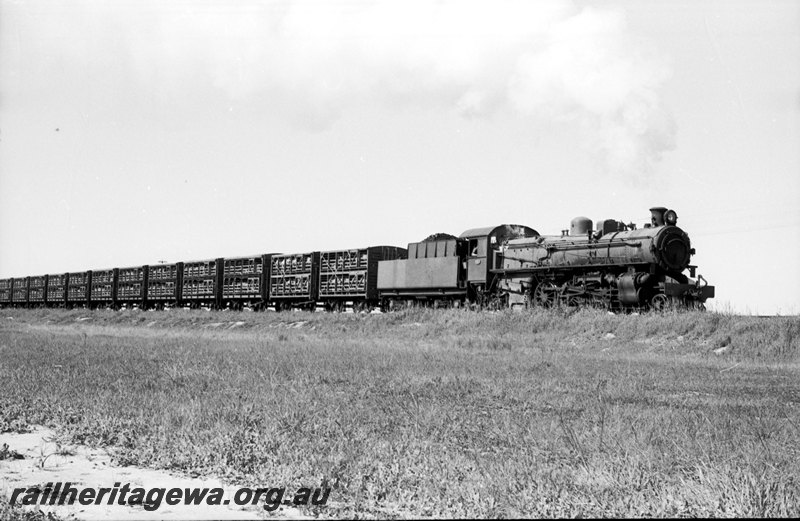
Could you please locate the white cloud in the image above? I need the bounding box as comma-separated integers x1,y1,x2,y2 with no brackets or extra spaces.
11,0,676,176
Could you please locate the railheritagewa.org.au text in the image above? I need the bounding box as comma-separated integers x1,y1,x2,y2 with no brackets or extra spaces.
10,482,330,512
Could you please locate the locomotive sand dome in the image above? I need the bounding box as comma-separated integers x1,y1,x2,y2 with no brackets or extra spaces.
0,206,713,311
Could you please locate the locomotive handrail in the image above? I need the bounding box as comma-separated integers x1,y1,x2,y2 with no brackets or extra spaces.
606,231,621,262
545,240,642,252
500,253,640,265
492,255,647,273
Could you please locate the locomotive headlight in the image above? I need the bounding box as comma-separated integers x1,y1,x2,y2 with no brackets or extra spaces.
664,209,678,226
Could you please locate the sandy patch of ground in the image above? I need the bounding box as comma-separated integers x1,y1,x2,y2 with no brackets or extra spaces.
1,426,311,520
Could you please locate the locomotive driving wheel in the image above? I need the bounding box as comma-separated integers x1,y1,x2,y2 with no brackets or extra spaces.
532,283,559,308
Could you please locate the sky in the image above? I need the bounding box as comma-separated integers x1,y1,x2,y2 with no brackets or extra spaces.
1,0,798,315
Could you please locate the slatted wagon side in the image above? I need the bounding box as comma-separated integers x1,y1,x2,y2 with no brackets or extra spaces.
47,274,67,306
221,254,271,310
28,275,47,305
67,271,92,307
147,263,182,308
117,265,148,308
11,277,29,306
0,278,12,306
319,246,407,311
181,258,222,309
90,268,117,308
269,252,320,311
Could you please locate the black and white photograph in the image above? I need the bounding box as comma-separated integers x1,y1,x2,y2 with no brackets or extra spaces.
1,0,798,518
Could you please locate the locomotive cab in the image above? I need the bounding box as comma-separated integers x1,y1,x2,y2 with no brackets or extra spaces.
459,224,539,304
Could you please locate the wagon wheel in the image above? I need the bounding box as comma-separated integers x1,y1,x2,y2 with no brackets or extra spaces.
532,283,559,308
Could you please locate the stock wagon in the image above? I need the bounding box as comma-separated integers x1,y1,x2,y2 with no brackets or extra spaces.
319,246,406,311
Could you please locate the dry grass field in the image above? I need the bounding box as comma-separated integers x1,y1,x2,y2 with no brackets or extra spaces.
1,307,799,518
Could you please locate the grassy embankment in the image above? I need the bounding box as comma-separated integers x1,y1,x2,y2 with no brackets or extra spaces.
1,307,799,517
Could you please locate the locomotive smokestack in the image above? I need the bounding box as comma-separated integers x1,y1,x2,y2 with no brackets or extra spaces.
649,207,667,227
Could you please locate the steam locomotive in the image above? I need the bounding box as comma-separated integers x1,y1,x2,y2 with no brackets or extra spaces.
0,206,713,311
